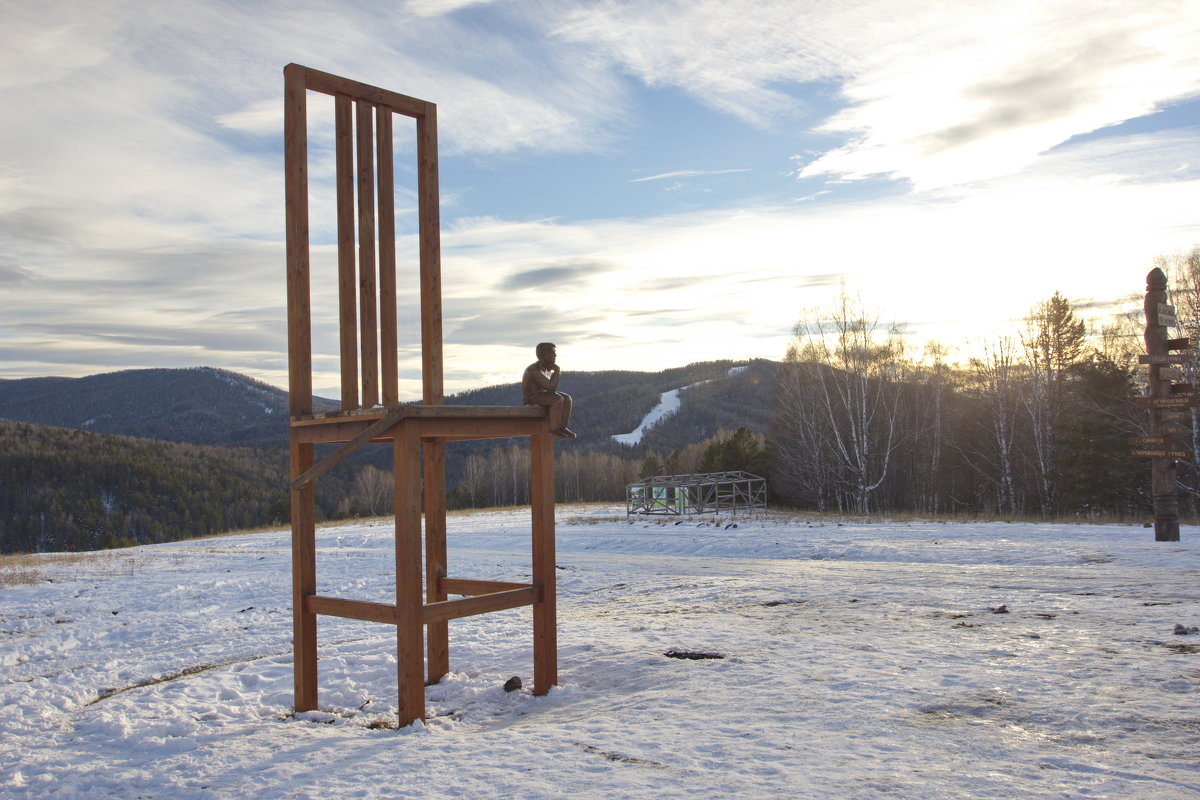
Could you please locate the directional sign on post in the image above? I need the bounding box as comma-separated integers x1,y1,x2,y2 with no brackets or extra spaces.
1129,436,1184,447
1139,353,1192,364
1141,268,1184,541
1131,448,1191,459
1136,395,1200,409
1159,303,1177,328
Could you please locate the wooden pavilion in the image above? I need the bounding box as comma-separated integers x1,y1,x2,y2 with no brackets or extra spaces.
283,64,557,727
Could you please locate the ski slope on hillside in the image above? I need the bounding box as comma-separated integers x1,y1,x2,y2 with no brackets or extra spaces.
2,508,1200,799
612,365,748,446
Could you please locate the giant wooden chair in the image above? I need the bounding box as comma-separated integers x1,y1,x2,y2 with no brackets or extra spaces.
283,64,556,726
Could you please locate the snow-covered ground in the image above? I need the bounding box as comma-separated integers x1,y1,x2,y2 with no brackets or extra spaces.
3,507,1200,799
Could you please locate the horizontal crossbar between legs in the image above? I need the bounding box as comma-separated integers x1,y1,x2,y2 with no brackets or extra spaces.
303,585,539,627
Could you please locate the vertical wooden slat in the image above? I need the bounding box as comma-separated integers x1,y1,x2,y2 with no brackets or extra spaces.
335,95,358,410
424,441,449,683
284,64,312,418
356,101,379,407
376,107,399,407
416,105,443,405
394,421,425,725
284,64,317,715
290,439,318,712
530,427,557,695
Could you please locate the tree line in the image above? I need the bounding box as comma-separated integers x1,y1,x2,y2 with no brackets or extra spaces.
767,250,1200,519
0,421,358,554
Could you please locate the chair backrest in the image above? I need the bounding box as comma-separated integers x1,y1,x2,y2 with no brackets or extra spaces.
283,64,444,416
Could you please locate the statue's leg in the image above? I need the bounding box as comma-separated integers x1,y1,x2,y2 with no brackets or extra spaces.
560,393,573,429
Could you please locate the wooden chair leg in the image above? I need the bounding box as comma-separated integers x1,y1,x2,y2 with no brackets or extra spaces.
530,430,557,694
291,439,318,713
394,424,425,725
424,441,450,684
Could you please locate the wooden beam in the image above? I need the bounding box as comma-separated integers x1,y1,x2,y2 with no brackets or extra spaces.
424,440,449,684
283,64,312,418
289,405,407,490
291,405,546,424
422,587,538,625
288,63,431,120
531,429,557,695
377,107,399,407
356,100,379,408
441,578,533,596
289,438,317,712
306,595,399,625
417,107,443,405
335,94,358,411
395,422,425,725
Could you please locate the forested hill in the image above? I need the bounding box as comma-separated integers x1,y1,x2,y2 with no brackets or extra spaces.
0,367,339,448
0,420,352,554
0,360,779,451
452,358,779,450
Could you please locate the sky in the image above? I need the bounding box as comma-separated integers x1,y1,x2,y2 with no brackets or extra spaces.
1,0,1199,398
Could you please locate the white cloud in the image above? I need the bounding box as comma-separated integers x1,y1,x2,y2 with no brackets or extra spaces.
405,0,500,17
631,169,751,183
556,0,1200,189
798,1,1200,188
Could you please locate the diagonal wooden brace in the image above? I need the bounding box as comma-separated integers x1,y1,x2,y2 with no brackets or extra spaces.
290,405,408,490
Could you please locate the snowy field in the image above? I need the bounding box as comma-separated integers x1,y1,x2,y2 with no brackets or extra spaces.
3,506,1200,799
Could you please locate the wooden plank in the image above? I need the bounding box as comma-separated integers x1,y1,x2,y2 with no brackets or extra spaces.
1136,395,1199,409
441,578,533,596
335,95,358,411
1128,436,1185,447
288,63,430,119
1166,338,1193,351
377,107,399,407
283,64,313,418
395,422,425,725
417,108,443,405
422,587,538,625
1171,383,1195,394
292,405,546,424
1140,353,1191,364
418,419,544,440
1132,448,1190,459
290,406,408,489
289,438,318,712
356,100,379,408
530,429,557,695
424,440,449,684
290,409,545,446
306,595,399,625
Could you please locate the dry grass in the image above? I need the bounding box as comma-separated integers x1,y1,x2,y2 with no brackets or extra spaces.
0,552,91,588
0,550,151,588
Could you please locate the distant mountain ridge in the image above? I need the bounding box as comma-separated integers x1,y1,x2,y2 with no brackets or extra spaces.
0,360,779,452
0,367,338,448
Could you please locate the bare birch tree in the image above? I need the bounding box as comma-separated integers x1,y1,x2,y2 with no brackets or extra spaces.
966,337,1023,514
773,297,910,513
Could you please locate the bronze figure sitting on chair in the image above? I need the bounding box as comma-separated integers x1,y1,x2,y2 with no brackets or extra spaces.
522,342,576,439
